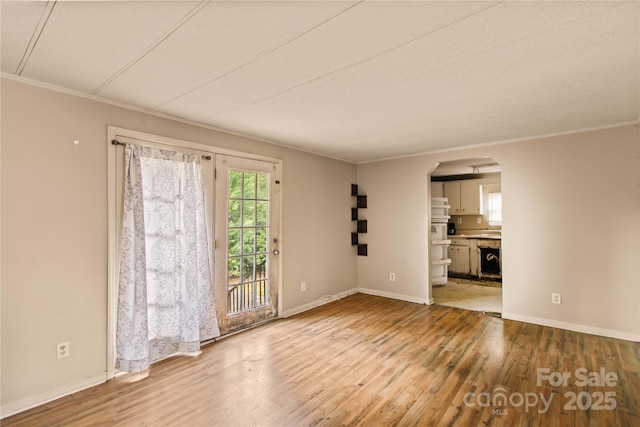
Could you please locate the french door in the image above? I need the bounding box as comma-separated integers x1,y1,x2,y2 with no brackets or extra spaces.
214,155,281,334
108,126,283,376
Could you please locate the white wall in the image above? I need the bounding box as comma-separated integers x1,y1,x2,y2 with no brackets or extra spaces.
357,125,640,340
1,78,357,413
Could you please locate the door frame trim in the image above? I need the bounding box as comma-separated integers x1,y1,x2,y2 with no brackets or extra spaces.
107,126,283,379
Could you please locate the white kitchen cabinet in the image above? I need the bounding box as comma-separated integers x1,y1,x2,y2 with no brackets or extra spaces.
448,240,470,275
444,180,482,215
443,181,461,213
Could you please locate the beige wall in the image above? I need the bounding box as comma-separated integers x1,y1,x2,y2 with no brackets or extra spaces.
1,78,357,411
358,125,640,338
3,77,639,415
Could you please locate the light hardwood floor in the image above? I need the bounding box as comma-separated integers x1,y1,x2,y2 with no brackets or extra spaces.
4,293,639,426
432,280,502,313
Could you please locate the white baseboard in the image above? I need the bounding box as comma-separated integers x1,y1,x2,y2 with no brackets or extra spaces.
283,290,638,344
280,288,359,318
280,288,431,319
356,287,431,305
1,372,106,419
502,312,640,343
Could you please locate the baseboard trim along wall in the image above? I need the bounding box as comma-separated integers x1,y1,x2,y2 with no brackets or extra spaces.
1,372,107,419
280,288,431,319
283,291,639,343
356,288,432,306
280,289,359,318
502,312,640,343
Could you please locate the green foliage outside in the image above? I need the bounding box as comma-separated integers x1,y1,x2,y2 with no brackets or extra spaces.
227,170,269,285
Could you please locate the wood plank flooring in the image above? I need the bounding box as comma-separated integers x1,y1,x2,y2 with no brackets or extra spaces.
4,293,639,426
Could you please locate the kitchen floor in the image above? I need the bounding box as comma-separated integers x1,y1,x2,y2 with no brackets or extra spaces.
432,278,502,314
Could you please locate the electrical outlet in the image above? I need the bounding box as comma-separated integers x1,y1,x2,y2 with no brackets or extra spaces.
389,273,396,282
552,293,562,305
476,217,482,224
457,218,462,224
57,342,70,359
300,281,306,292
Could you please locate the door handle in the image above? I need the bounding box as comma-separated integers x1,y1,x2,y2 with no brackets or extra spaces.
273,249,280,256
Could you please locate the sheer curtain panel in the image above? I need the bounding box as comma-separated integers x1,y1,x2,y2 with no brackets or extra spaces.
116,144,219,373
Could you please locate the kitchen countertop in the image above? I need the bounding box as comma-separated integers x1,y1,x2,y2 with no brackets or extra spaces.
449,234,501,240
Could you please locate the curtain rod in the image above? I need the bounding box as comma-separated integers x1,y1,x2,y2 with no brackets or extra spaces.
111,139,212,160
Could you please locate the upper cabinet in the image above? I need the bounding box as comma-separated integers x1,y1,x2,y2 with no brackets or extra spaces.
443,181,461,213
444,180,482,215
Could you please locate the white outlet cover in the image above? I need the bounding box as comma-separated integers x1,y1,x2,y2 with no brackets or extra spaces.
57,342,70,359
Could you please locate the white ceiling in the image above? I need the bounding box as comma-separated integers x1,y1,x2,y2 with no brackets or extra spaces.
2,1,639,163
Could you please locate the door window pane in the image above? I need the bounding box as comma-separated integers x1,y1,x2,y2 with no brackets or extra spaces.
255,228,267,253
243,173,256,199
243,228,255,254
242,256,255,282
257,174,268,199
256,201,267,226
229,200,241,227
256,254,267,280
228,257,240,284
243,201,255,226
228,228,241,256
229,171,243,199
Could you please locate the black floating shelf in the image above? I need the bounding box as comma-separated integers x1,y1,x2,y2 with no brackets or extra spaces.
351,232,359,246
351,183,367,256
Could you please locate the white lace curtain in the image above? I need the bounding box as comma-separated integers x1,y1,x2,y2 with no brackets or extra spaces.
116,144,220,373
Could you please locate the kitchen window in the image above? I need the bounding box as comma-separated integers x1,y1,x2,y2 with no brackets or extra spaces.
488,192,502,226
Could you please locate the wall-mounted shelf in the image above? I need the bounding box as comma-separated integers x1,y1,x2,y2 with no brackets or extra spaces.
351,184,367,256
357,244,368,256
351,233,368,256
431,197,451,284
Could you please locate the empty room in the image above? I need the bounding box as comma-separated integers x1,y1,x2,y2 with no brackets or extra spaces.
1,1,639,426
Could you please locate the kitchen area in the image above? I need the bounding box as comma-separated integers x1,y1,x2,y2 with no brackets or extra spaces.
430,157,502,314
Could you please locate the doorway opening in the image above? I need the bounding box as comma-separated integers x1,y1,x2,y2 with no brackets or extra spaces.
429,157,502,315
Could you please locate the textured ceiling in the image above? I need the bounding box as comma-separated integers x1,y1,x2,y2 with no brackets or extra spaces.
2,1,639,163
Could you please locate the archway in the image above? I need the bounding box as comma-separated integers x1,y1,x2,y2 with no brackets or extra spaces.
429,157,502,315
